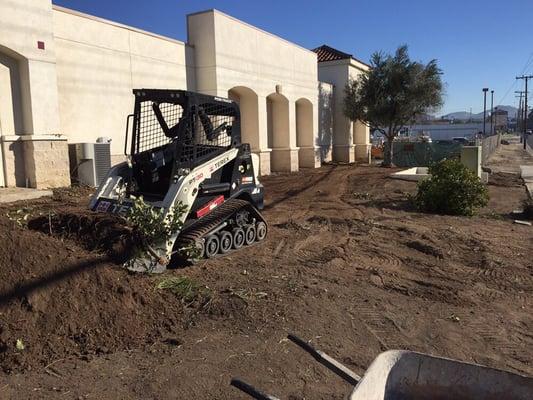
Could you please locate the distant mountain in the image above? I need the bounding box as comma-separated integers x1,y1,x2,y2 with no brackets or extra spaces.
441,105,518,120
442,111,475,120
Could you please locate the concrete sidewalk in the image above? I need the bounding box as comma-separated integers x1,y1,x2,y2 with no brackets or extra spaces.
0,188,53,204
484,138,533,198
520,165,533,199
485,138,533,174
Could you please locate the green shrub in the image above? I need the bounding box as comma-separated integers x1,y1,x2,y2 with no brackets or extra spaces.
414,159,489,216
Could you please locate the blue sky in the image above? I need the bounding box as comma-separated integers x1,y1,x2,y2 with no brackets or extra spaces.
53,0,533,115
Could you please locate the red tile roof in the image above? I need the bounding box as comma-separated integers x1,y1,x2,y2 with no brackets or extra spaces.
312,45,351,62
312,44,370,67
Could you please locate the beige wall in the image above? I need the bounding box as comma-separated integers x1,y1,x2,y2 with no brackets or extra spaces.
317,61,352,162
0,0,66,188
1,3,329,187
347,60,370,161
0,0,61,136
52,6,195,157
318,81,334,162
188,10,320,173
317,59,369,163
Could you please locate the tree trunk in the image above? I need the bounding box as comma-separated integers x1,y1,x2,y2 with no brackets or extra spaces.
383,136,395,167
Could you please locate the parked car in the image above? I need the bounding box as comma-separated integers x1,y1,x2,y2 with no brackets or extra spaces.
452,137,469,145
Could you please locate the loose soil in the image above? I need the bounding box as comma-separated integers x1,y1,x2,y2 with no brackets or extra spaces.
0,145,532,399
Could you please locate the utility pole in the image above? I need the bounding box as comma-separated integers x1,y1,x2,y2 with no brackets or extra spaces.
482,88,489,136
516,75,533,149
490,90,494,135
515,91,525,135
516,97,521,134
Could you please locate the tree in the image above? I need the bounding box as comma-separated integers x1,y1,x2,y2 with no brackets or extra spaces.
343,45,444,166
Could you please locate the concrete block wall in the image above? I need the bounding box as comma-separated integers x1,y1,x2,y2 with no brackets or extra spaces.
1,136,69,189
23,138,70,188
1,138,26,187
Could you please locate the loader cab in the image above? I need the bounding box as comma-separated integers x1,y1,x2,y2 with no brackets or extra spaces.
127,89,241,200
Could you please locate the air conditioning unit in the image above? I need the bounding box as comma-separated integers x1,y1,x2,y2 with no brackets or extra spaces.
68,138,111,187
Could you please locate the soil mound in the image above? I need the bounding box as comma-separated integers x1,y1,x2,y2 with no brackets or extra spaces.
1,218,155,372
0,216,220,373
28,211,137,262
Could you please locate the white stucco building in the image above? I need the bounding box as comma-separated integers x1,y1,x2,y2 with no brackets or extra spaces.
0,1,369,188
313,45,371,163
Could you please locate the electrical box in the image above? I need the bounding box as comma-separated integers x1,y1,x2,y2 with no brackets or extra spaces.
68,139,111,187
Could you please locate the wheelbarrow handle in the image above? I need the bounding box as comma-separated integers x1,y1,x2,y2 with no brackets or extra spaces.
288,333,361,386
230,378,281,400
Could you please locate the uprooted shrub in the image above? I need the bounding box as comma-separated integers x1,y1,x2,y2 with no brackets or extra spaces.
156,276,211,305
124,196,188,269
413,159,489,216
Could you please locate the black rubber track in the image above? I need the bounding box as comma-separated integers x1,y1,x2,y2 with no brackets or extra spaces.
174,198,267,257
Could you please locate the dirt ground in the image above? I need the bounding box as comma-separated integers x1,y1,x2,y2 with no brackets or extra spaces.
0,143,532,399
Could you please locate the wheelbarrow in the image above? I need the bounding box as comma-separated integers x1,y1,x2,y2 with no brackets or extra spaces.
231,334,533,400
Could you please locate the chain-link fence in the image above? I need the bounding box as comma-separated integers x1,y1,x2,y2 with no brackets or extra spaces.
385,142,462,167
385,134,501,167
478,133,501,164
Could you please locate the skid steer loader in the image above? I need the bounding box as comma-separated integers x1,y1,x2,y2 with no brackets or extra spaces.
89,89,267,272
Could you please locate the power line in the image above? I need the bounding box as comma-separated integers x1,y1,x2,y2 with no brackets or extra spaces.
497,53,533,105
521,52,533,74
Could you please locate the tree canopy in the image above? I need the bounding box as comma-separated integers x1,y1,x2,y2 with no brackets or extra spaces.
344,45,444,153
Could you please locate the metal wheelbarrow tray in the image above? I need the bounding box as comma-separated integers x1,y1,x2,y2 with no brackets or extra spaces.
231,334,533,400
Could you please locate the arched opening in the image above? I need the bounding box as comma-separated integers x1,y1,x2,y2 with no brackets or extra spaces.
0,45,28,187
296,98,313,147
266,93,289,148
228,86,259,150
296,98,316,168
0,48,24,136
266,92,296,171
